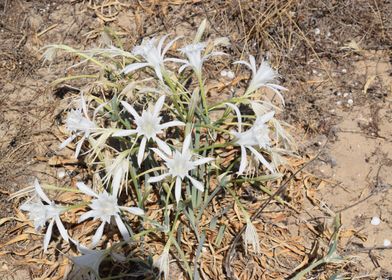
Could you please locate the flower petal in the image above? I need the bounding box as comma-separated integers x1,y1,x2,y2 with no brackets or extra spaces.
43,218,55,252
247,146,275,173
34,179,51,205
74,136,85,159
78,210,96,223
120,101,140,120
187,176,204,192
91,222,105,248
225,103,243,132
59,134,76,149
153,95,165,118
112,129,137,137
159,120,185,130
148,173,169,183
162,36,182,56
55,215,69,242
120,206,144,216
257,111,275,124
175,177,182,204
155,138,172,155
114,215,130,241
182,133,192,153
151,148,170,162
193,157,214,166
238,146,248,175
122,62,150,74
137,137,147,167
76,182,98,198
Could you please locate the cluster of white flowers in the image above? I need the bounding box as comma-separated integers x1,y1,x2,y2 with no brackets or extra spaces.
18,24,292,280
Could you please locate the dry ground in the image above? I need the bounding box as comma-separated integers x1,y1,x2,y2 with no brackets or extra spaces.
0,0,391,279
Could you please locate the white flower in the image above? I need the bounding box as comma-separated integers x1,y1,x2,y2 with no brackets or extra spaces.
113,95,184,167
172,42,225,78
59,94,97,158
20,179,69,252
244,219,261,255
122,35,180,82
76,182,144,247
234,55,287,105
154,249,170,280
70,242,107,280
104,154,129,196
226,103,275,175
148,133,214,203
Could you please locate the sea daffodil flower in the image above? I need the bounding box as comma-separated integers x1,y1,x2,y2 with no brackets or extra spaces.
59,94,97,158
171,42,225,79
20,179,69,252
226,103,275,175
76,182,144,247
122,35,181,82
113,95,184,167
234,55,287,104
148,133,214,203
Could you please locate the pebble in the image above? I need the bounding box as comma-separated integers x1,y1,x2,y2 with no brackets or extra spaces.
220,70,227,77
347,99,353,105
384,239,391,247
371,216,381,226
227,71,235,80
314,28,321,35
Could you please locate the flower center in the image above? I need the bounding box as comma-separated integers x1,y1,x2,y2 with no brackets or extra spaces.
166,151,194,179
138,112,161,139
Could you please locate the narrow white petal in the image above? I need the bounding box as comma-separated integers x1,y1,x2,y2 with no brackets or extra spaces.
162,36,182,56
59,135,76,149
74,136,84,159
257,111,275,124
238,146,248,175
249,55,257,73
187,176,204,192
76,182,98,197
120,206,144,216
193,157,214,166
114,215,130,241
55,215,69,242
151,148,170,162
232,60,252,70
182,133,192,153
120,101,140,120
165,58,188,64
175,177,182,204
179,63,190,73
122,62,150,74
225,103,243,132
247,146,275,173
153,95,166,117
266,84,285,106
157,35,169,55
148,173,169,183
34,179,51,205
159,120,185,130
78,210,96,223
112,129,137,137
154,66,164,82
112,166,123,197
91,222,105,248
155,138,172,155
137,137,147,167
43,218,55,252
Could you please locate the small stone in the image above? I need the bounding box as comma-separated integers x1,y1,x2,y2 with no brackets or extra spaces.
314,28,321,35
336,101,342,106
383,239,391,247
58,170,66,179
347,99,353,105
227,71,235,80
220,70,227,77
343,93,349,98
371,216,381,226
342,69,347,74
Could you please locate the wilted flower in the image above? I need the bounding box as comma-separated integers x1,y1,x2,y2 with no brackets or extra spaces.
226,103,275,175
76,182,144,247
70,241,107,280
172,42,225,79
104,154,130,196
244,219,261,255
113,95,184,167
20,179,69,252
123,35,180,82
154,248,170,280
148,133,214,203
59,94,97,158
234,55,287,104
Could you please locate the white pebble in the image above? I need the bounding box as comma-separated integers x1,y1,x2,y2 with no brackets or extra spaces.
343,93,349,98
227,71,235,80
342,69,347,74
371,216,381,226
347,99,353,105
314,28,321,35
336,101,342,106
220,70,227,77
57,170,66,179
384,239,391,247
